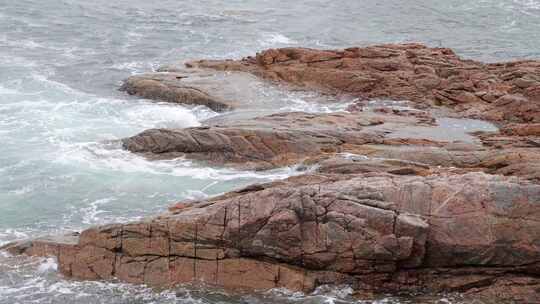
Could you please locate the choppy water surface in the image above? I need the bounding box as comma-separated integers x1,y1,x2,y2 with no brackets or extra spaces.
1,0,539,303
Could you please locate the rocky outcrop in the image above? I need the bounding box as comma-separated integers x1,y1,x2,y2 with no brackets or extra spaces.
121,109,540,181
120,70,234,112
3,44,540,303
119,67,277,112
121,111,402,170
189,43,540,123
3,172,539,302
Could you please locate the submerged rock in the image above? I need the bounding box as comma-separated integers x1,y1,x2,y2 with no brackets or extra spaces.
3,172,539,302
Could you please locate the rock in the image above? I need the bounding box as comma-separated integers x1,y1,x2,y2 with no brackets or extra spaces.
502,123,540,136
344,143,540,182
482,94,539,122
311,154,431,176
120,70,236,112
121,111,432,170
189,44,540,123
3,172,539,300
120,67,283,112
120,106,540,181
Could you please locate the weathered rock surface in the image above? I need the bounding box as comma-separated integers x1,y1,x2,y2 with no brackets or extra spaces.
4,44,540,303
121,111,403,170
121,108,540,182
342,144,540,182
118,44,540,183
3,172,539,302
189,43,540,123
120,70,235,112
120,67,282,112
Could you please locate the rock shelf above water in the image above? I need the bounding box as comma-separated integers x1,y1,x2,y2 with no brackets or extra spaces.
189,43,540,123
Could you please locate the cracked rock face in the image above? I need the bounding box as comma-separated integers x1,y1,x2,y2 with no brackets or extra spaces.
2,172,539,302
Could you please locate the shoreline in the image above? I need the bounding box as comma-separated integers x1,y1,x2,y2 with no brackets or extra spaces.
2,43,539,303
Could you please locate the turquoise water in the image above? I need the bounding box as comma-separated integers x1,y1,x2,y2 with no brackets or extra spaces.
1,0,539,303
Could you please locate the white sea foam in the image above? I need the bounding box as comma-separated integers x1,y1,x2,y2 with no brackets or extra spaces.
182,189,211,201
47,282,74,294
109,61,147,73
280,97,353,113
29,73,84,96
259,33,298,47
0,229,30,246
80,198,115,225
123,102,206,129
55,141,307,181
37,258,58,273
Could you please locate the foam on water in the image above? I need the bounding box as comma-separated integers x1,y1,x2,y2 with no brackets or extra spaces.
0,253,472,304
259,33,299,47
37,258,58,273
55,141,306,181
79,198,115,225
281,97,354,113
0,230,30,247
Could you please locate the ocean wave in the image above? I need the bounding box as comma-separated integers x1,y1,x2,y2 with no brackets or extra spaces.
122,101,213,129
0,228,33,247
54,141,308,181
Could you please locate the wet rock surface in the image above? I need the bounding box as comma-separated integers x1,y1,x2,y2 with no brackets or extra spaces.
3,44,540,303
